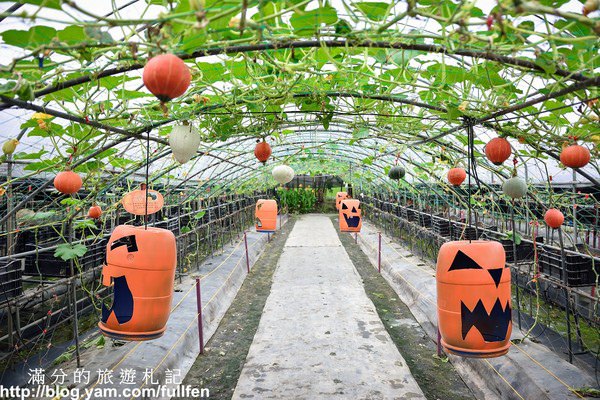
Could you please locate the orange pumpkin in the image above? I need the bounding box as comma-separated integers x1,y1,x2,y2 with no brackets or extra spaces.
437,240,511,358
544,208,564,229
447,168,466,186
142,54,191,102
485,137,512,165
255,199,277,232
98,225,177,341
122,185,164,216
88,205,102,219
335,191,348,211
339,199,362,232
254,140,272,164
54,170,82,194
560,144,590,168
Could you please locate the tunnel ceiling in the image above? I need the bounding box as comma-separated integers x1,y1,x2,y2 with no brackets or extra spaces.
0,0,599,197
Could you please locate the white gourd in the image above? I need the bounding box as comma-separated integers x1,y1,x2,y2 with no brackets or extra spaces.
169,125,201,164
502,177,527,199
272,165,295,184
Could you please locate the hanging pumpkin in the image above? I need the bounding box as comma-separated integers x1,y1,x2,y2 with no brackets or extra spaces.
142,54,191,102
447,168,466,186
98,225,177,341
560,144,590,168
254,139,272,164
544,208,564,229
122,184,164,216
388,166,405,180
88,205,102,219
255,199,277,232
502,177,527,199
54,169,82,194
272,165,294,184
2,139,18,155
437,240,511,358
169,124,201,164
485,137,512,165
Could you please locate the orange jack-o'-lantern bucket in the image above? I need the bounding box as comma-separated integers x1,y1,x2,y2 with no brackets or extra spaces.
98,225,177,341
335,192,348,211
436,240,511,358
339,199,362,232
255,199,277,232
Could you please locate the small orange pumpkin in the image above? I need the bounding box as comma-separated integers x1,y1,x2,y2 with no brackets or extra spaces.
485,137,512,165
88,205,102,219
544,208,564,229
142,54,191,102
254,140,272,164
54,170,82,194
560,144,590,168
447,168,466,186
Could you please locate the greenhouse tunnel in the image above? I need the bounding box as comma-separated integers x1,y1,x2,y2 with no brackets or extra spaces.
0,0,599,399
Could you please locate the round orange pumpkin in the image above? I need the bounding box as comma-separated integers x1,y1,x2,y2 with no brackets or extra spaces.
88,205,102,219
143,54,191,102
53,170,82,194
485,137,512,165
544,208,564,229
447,168,467,186
254,140,272,164
560,144,590,168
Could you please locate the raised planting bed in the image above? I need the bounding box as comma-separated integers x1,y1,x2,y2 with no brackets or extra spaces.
538,245,596,287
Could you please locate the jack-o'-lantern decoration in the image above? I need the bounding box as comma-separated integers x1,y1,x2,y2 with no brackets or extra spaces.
485,137,512,165
255,199,277,232
447,168,466,186
335,191,348,211
122,184,164,216
437,240,511,358
98,225,177,341
339,199,362,232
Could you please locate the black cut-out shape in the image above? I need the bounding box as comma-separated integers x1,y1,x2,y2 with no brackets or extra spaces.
351,206,357,213
343,213,361,228
110,235,138,253
341,203,348,210
102,276,134,325
461,299,511,342
448,250,483,271
488,268,503,288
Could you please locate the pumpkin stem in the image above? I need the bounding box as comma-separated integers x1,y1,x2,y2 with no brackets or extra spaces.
160,102,169,117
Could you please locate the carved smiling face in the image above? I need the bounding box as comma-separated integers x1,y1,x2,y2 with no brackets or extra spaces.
339,199,362,232
436,240,512,358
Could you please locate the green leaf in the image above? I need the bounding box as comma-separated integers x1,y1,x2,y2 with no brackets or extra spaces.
1,26,57,49
0,0,62,9
54,243,88,261
290,6,338,36
194,211,206,219
354,2,391,21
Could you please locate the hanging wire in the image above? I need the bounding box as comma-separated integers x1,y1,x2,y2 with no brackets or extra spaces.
144,128,151,229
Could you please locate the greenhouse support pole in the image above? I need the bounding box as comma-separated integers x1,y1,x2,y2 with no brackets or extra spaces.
378,232,381,274
557,227,573,363
196,278,204,354
67,217,81,367
6,155,14,255
244,232,250,274
572,170,578,247
510,204,522,331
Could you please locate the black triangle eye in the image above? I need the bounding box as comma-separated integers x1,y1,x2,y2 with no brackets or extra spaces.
448,250,483,271
342,203,348,210
351,207,357,212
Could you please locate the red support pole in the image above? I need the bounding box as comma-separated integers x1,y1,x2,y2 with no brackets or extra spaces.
244,231,250,274
355,232,357,244
437,327,442,357
196,278,204,354
378,232,382,273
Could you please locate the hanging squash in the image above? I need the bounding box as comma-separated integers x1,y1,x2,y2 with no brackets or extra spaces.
502,177,527,199
88,205,102,219
388,166,405,180
339,199,362,232
254,139,272,164
485,137,511,165
98,225,177,341
272,165,294,184
560,144,590,168
437,240,511,358
169,124,201,164
54,169,82,194
447,168,466,186
544,208,564,229
255,199,277,232
335,191,348,211
2,139,18,155
122,184,164,216
142,54,191,102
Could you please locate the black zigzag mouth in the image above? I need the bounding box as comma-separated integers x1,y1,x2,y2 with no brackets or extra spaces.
461,299,511,342
343,215,361,228
102,276,134,325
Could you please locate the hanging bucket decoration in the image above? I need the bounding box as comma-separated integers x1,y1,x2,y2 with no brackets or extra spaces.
339,199,362,232
335,192,348,211
122,184,164,216
54,169,83,194
142,54,191,102
88,205,102,219
388,166,405,180
272,165,295,185
169,124,201,164
98,225,177,341
544,208,564,229
254,139,272,164
437,240,511,358
485,137,512,165
255,199,277,232
447,168,466,186
560,143,590,169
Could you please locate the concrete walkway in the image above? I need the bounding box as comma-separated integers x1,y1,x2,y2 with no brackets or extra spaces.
232,214,425,399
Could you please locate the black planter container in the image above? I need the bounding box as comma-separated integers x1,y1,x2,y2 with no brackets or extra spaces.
0,258,23,301
538,245,595,287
